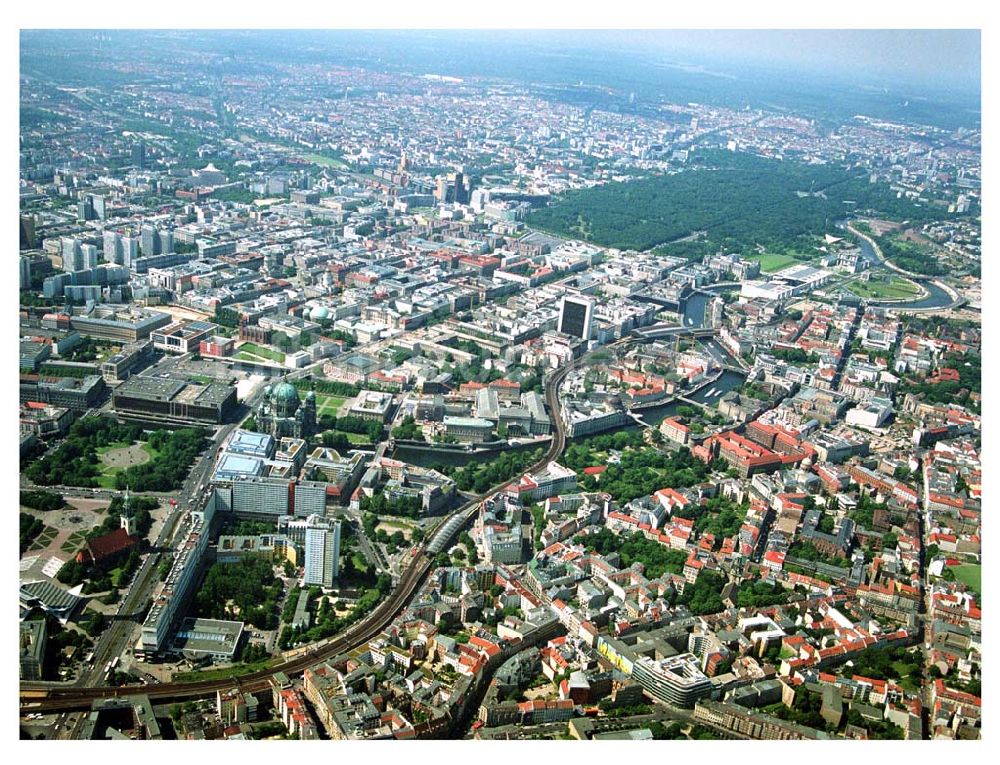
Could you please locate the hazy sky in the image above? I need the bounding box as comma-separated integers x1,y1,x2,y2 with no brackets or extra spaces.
558,30,981,95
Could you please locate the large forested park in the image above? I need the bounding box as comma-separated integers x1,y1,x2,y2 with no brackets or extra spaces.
528,149,975,258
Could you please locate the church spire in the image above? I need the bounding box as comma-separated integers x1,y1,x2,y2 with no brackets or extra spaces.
120,485,135,535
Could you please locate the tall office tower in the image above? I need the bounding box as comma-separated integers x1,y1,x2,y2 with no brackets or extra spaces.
81,244,99,270
19,256,31,290
706,297,725,329
558,295,596,340
121,236,139,269
470,188,489,212
78,196,95,221
103,231,123,264
303,515,341,588
61,237,84,272
159,229,174,255
92,194,107,221
454,171,471,205
20,215,37,249
434,175,449,203
434,171,471,205
132,141,146,170
140,224,159,256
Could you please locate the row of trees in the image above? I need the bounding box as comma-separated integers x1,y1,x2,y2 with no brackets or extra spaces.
291,378,359,397
319,430,357,451
360,492,423,519
20,513,44,554
318,414,383,442
31,361,97,378
19,490,65,512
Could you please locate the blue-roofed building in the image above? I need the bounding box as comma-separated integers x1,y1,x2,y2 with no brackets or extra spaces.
226,429,276,459
213,453,266,483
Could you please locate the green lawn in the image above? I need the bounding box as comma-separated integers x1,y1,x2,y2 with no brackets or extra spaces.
375,518,417,541
299,152,347,169
239,342,286,362
61,531,87,555
28,527,57,551
94,346,121,364
752,252,801,273
350,552,370,575
315,394,347,418
94,440,159,487
952,564,981,595
95,441,132,456
846,275,922,300
172,658,275,684
893,665,922,694
332,430,371,445
375,518,417,530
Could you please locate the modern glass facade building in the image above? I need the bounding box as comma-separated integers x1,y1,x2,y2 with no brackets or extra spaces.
630,653,713,707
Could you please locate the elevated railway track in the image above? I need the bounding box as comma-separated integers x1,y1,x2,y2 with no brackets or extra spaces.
20,327,702,714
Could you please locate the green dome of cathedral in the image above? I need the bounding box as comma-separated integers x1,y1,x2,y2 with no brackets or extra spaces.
271,381,299,403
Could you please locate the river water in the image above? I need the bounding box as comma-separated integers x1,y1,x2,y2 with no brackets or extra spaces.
853,236,954,310
391,439,546,469
393,284,750,466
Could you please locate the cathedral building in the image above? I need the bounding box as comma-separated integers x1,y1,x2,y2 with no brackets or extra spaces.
255,379,317,439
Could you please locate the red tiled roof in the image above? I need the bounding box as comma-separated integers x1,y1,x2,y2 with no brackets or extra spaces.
86,527,140,562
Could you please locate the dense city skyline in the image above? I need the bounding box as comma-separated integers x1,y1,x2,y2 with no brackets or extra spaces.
17,27,983,745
